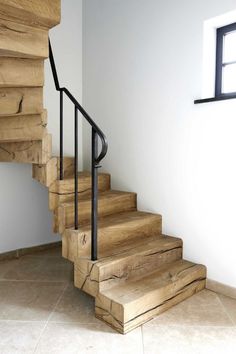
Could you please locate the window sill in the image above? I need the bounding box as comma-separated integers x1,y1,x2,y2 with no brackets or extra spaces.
194,94,236,104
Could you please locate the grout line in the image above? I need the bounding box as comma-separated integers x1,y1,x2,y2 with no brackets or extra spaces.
143,323,236,329
216,293,236,326
33,282,69,353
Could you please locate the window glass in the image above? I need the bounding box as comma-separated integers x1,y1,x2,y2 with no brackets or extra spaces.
223,31,236,63
222,63,236,93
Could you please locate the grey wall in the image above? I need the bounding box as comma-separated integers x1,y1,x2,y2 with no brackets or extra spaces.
83,0,236,287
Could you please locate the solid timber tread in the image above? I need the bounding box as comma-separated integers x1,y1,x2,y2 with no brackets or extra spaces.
0,133,51,164
74,235,183,296
32,157,74,188
95,260,206,334
0,0,61,29
56,190,137,234
0,19,49,58
0,87,43,116
62,211,162,261
0,111,47,143
49,171,111,210
0,58,44,87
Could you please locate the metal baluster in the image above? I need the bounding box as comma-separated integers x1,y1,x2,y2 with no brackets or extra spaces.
74,106,79,230
60,90,64,180
91,128,98,261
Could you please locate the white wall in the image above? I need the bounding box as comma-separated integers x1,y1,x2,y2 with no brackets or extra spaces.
83,0,236,287
0,0,83,253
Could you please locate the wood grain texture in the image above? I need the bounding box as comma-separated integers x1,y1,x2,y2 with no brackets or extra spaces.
0,110,47,142
75,235,182,297
95,260,206,334
0,58,44,87
32,157,74,188
49,172,110,210
0,19,48,58
55,190,137,234
0,87,43,116
0,133,51,164
0,0,61,29
62,211,162,261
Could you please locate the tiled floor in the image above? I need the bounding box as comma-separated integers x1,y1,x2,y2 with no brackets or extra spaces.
0,247,236,353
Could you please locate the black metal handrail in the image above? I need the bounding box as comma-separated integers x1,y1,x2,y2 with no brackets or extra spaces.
49,40,108,261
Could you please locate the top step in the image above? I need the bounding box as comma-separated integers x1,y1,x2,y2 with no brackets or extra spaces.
0,0,61,29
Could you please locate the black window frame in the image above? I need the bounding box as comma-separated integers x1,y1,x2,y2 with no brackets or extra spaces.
215,22,236,97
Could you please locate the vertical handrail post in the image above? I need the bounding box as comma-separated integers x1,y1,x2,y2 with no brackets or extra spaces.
74,106,79,230
91,128,98,261
60,90,64,180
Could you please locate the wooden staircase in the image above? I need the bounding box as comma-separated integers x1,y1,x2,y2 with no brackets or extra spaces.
0,0,206,334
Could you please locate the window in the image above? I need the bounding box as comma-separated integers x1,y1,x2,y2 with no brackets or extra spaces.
215,22,236,97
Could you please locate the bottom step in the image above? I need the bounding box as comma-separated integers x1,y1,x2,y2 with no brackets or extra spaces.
95,260,206,334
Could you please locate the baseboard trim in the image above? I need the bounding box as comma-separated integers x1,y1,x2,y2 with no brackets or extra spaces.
0,241,62,262
206,279,236,300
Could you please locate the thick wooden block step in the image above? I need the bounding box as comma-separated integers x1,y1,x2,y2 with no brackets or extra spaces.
0,19,48,58
62,211,162,261
49,171,110,210
0,133,51,164
75,235,182,297
0,87,43,116
32,157,74,187
55,190,137,234
95,260,206,334
0,0,61,29
0,58,44,87
0,111,47,143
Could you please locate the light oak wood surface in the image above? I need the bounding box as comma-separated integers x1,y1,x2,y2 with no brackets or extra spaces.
95,260,206,333
49,172,110,210
0,0,61,29
0,58,44,87
0,111,47,142
62,211,162,261
32,157,74,188
0,133,51,164
0,19,48,58
75,235,182,297
0,87,43,116
55,190,137,233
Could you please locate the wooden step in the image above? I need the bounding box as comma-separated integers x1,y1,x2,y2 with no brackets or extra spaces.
0,0,60,29
62,211,162,261
0,58,44,87
0,111,47,143
0,133,51,164
95,260,206,334
32,157,74,187
0,87,43,116
55,190,137,234
75,235,183,297
49,172,111,210
0,19,48,58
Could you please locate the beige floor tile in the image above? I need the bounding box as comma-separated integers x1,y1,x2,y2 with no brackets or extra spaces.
30,246,62,258
35,322,143,354
142,325,236,354
145,290,233,327
0,260,18,279
0,321,45,354
0,281,65,321
3,255,73,282
50,284,99,324
218,294,236,325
